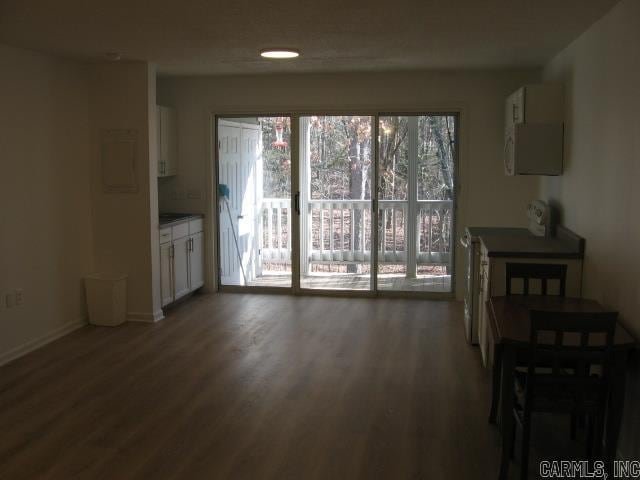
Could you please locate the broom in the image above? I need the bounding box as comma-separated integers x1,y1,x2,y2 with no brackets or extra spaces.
218,184,247,285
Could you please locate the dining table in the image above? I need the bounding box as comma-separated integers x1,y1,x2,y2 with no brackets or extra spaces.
486,295,636,478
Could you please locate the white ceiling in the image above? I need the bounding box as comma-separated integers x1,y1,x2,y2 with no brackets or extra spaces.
0,0,620,75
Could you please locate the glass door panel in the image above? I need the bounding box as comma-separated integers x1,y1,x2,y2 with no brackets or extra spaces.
377,115,456,292
217,116,292,288
299,115,373,290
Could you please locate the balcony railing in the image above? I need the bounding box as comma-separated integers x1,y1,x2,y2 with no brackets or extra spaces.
259,198,453,267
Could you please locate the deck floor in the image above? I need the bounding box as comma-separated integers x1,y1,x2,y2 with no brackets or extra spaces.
248,273,452,292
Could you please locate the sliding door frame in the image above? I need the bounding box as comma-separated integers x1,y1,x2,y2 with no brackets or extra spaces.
209,108,462,300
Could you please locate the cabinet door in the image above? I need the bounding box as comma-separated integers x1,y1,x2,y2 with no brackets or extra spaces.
160,242,173,306
161,106,178,176
173,236,190,300
504,89,524,138
189,232,204,291
156,106,164,177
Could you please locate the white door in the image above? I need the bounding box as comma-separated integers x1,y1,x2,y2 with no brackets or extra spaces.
173,236,190,299
218,123,259,285
241,127,260,280
160,242,173,306
189,232,204,290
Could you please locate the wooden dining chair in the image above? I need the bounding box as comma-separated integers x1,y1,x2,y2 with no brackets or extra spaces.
506,262,567,296
489,262,570,424
503,310,617,480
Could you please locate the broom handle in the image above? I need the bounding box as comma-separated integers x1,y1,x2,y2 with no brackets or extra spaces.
224,198,247,285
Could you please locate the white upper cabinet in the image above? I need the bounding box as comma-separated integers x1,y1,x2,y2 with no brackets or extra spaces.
504,84,564,176
157,105,178,177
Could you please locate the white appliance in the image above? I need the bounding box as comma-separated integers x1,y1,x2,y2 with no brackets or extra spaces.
461,228,481,345
461,200,556,345
504,84,564,176
461,225,522,345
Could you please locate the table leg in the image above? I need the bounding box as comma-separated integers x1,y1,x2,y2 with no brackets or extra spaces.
499,346,516,480
604,351,629,474
489,343,503,424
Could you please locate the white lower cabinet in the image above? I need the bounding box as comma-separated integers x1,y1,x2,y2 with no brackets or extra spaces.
160,217,204,308
189,231,204,290
160,242,174,307
173,236,191,300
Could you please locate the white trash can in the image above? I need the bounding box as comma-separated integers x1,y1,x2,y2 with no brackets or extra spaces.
84,273,127,326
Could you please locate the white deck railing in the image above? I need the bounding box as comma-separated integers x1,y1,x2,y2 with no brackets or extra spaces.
259,198,453,266
260,198,291,262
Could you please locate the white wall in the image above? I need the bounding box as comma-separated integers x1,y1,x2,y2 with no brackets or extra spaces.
540,0,640,458
0,45,92,363
157,70,540,296
89,62,162,322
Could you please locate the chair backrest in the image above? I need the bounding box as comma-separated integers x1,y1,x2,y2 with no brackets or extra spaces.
506,262,567,296
525,310,617,408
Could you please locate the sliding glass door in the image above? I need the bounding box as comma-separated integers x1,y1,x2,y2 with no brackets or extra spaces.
216,112,456,294
377,115,456,292
217,116,292,288
298,115,373,291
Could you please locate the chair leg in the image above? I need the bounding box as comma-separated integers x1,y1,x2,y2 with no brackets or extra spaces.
510,417,517,459
586,414,595,460
499,414,515,480
594,409,606,458
489,346,502,424
520,410,532,480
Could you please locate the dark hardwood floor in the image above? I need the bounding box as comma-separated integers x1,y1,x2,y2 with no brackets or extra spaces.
0,293,580,479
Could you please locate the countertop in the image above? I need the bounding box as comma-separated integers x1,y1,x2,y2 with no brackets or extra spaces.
159,213,203,228
467,226,584,259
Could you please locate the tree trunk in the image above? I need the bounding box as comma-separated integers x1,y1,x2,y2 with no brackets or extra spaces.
428,116,453,199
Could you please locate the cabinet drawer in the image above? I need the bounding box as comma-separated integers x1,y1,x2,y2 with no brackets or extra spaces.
160,227,172,244
189,217,203,234
172,222,189,240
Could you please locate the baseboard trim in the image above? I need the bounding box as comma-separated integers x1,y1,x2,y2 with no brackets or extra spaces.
0,317,87,367
127,310,164,323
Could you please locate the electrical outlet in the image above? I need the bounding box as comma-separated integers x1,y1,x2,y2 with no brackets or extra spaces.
5,293,15,308
15,289,23,306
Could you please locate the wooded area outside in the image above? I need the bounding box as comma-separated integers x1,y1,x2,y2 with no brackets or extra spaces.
260,115,456,203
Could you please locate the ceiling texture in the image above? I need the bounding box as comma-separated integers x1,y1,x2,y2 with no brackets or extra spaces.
0,0,620,75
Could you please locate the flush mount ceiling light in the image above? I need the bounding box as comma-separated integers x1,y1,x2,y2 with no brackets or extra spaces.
260,48,300,59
